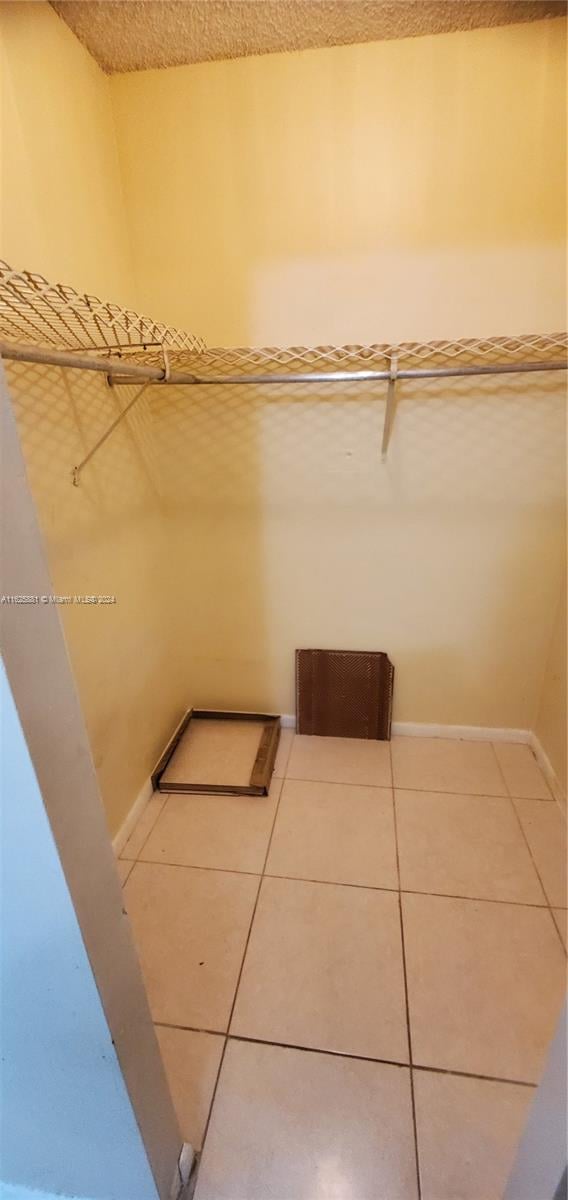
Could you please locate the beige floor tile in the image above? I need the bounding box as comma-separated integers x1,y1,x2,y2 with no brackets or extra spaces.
124,863,258,1030
513,799,567,907
493,742,551,800
273,727,294,777
116,858,134,885
391,737,507,796
287,734,392,787
120,794,166,860
402,892,565,1082
139,779,281,874
396,790,545,904
155,1026,224,1150
231,876,408,1061
414,1070,533,1200
195,1040,418,1200
266,779,398,888
552,908,567,950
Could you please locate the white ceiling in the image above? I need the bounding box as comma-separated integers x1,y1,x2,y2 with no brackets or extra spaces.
51,0,566,74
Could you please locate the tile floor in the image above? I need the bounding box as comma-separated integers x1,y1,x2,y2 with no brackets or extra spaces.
119,733,567,1200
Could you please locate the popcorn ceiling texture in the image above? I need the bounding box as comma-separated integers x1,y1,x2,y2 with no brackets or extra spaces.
50,0,566,74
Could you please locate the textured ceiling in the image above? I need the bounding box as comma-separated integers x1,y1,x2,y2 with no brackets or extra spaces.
51,1,566,74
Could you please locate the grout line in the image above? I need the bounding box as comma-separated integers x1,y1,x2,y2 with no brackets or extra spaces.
492,749,566,954
284,776,394,793
134,858,262,879
130,854,553,910
130,738,554,1183
392,783,556,804
196,1031,229,1176
198,770,286,1163
121,793,167,863
399,888,548,910
547,906,568,956
117,858,136,884
153,1022,538,1090
525,749,554,803
489,740,554,803
391,747,422,1200
489,741,512,799
493,748,557,909
122,761,557,868
269,772,556,802
155,1020,225,1037
117,738,556,860
410,1061,537,1089
529,734,567,811
229,1032,411,1070
265,871,399,893
512,817,556,911
550,909,568,956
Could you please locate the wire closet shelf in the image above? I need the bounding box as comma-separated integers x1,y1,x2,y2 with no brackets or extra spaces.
1,261,566,476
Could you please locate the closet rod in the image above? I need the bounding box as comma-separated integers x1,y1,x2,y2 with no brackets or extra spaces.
145,361,567,385
0,340,169,382
1,339,566,386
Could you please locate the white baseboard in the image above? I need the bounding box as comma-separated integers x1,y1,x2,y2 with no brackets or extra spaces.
111,720,565,858
529,731,567,809
391,721,531,744
112,774,153,856
281,714,530,744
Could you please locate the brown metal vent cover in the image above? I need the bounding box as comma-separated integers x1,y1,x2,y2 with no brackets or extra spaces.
296,649,394,740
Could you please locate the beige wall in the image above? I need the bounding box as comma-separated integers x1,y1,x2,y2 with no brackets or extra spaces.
149,370,565,728
111,19,566,346
3,358,190,837
0,2,136,304
1,9,566,831
0,4,186,836
111,20,567,730
535,574,567,799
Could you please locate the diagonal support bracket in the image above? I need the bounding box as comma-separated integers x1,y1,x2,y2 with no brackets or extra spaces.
71,381,149,486
381,352,398,461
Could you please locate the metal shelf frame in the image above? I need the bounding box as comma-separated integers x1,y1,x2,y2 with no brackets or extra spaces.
1,262,566,479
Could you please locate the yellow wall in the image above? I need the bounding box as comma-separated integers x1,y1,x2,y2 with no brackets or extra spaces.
535,574,567,800
1,9,566,828
0,4,185,836
149,369,565,730
111,19,566,346
0,1,135,303
3,361,191,836
111,19,567,732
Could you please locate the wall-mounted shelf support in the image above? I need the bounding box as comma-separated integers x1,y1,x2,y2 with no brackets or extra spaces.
0,262,566,484
381,353,398,460
71,381,149,486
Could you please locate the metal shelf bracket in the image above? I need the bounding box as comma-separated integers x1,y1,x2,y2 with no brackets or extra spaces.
71,381,149,486
381,352,398,461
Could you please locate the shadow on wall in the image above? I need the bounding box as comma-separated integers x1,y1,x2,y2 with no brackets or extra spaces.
5,360,208,837
150,369,566,727
6,360,566,842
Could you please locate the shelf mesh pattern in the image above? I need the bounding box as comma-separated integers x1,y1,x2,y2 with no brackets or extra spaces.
0,261,566,377
138,334,568,377
0,261,205,355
